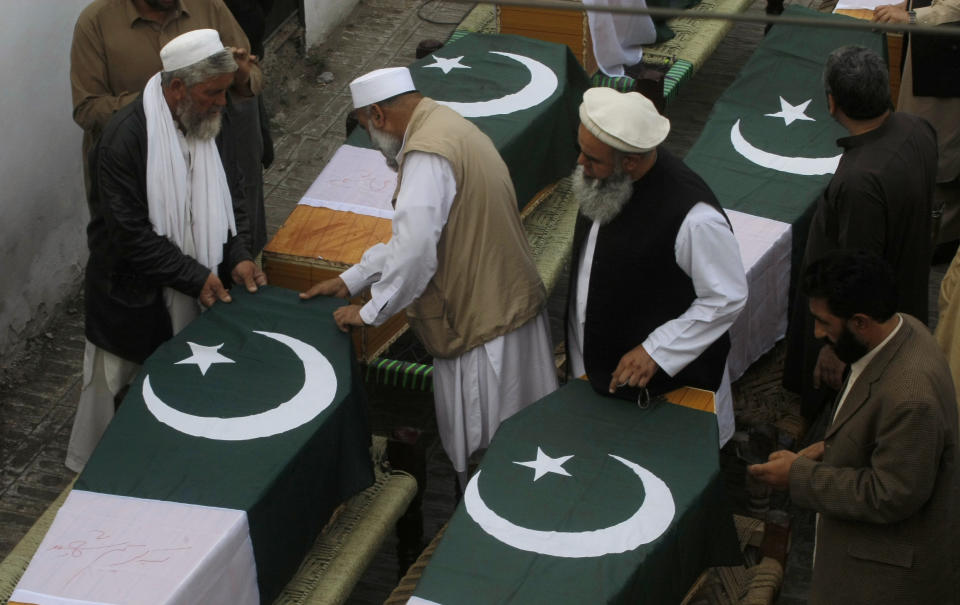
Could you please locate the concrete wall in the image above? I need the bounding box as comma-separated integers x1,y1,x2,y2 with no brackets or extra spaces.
0,2,89,359
303,0,360,48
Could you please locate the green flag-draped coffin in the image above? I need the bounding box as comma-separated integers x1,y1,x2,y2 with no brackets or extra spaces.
685,8,885,379
409,380,741,605
685,6,885,226
11,286,373,604
347,33,589,208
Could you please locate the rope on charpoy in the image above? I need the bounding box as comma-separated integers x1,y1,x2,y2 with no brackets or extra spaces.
365,358,435,391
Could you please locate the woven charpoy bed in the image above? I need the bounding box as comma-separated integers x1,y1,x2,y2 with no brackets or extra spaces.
0,437,416,605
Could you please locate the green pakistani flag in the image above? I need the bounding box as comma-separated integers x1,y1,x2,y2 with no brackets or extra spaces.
348,33,589,208
684,6,885,226
410,380,741,604
74,286,373,602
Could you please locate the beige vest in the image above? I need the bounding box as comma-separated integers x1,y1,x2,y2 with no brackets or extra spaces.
398,98,546,358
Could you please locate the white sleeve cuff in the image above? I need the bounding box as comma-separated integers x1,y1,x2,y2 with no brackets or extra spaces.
339,265,369,296
642,337,683,378
359,301,382,327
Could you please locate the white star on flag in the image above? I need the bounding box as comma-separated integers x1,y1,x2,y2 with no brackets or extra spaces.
765,97,815,126
175,342,235,376
423,55,470,75
514,447,573,481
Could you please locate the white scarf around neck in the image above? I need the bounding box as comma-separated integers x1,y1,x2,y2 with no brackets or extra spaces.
143,72,236,272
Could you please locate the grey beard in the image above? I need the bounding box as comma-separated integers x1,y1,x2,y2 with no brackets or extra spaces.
572,165,633,225
368,123,401,171
177,96,223,140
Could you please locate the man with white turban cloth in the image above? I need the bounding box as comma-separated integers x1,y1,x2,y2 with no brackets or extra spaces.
67,29,266,472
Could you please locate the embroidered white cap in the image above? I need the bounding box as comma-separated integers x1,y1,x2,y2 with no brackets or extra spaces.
350,67,416,109
160,29,226,72
579,87,670,153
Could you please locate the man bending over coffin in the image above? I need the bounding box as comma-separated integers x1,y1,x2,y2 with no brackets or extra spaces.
67,29,266,472
567,87,747,445
301,67,558,485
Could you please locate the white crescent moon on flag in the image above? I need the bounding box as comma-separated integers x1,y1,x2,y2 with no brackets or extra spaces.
730,118,841,176
432,51,559,118
143,330,337,441
464,454,675,557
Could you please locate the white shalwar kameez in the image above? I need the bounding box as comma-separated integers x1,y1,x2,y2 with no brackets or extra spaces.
340,151,558,475
567,202,748,446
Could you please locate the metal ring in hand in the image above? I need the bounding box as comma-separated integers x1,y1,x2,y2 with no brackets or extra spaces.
637,387,651,409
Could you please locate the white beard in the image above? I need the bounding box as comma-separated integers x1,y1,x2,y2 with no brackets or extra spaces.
572,165,633,225
368,123,401,171
177,95,223,140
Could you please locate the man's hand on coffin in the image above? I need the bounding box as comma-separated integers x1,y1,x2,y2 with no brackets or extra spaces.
608,344,660,394
747,449,799,489
332,304,365,332
199,272,232,307
873,2,909,22
299,277,350,300
231,260,268,293
813,344,846,391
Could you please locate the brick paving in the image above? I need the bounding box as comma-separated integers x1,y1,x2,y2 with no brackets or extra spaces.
0,301,82,558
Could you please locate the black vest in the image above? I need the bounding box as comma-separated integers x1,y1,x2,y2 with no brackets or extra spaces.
571,148,732,402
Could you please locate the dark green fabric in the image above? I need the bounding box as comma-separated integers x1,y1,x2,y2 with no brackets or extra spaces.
347,34,589,209
412,380,741,604
77,285,373,603
647,0,701,43
684,6,885,226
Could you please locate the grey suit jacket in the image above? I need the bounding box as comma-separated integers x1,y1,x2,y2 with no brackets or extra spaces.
790,314,960,604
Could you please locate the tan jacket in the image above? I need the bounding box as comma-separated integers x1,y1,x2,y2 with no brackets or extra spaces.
397,98,546,358
790,315,960,604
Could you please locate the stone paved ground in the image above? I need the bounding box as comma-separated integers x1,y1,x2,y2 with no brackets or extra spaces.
0,1,946,603
0,301,82,559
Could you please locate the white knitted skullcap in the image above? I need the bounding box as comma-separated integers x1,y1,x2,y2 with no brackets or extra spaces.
350,67,416,109
160,29,226,72
579,87,670,153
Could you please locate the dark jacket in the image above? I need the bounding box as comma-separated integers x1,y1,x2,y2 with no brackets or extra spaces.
783,112,938,419
85,95,252,363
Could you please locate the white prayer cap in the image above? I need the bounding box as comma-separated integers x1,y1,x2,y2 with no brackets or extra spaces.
350,67,416,109
160,29,226,72
579,87,670,153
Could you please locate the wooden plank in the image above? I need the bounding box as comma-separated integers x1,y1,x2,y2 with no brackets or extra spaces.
887,32,903,104
498,4,596,74
569,379,717,414
263,204,314,256
664,386,716,413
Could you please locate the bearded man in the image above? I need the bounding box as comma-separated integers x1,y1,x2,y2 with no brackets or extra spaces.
300,67,558,484
67,29,266,472
749,251,959,604
70,0,270,254
567,87,747,445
